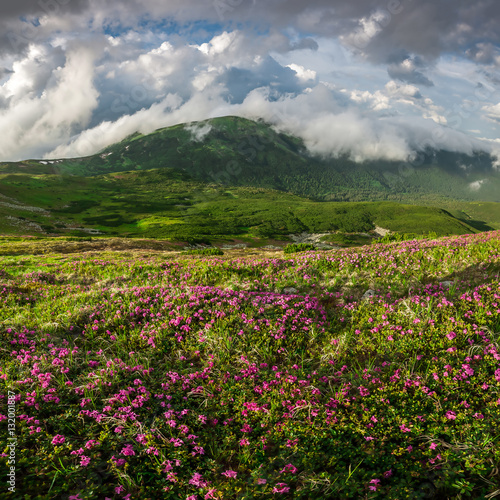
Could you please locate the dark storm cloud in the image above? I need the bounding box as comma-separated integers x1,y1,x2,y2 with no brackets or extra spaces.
0,67,14,79
0,0,90,54
290,38,319,52
387,56,433,87
0,0,89,19
3,0,500,61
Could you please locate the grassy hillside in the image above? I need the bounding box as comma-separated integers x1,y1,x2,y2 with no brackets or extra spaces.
0,165,477,240
1,232,500,498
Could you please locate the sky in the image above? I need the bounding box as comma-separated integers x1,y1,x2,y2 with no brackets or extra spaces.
0,0,500,163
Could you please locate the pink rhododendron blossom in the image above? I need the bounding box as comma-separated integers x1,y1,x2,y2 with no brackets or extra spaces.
272,483,290,494
189,473,208,488
280,463,298,474
51,435,65,445
121,444,135,456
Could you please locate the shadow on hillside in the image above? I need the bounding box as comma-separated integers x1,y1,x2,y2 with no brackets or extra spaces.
460,219,495,232
425,261,500,289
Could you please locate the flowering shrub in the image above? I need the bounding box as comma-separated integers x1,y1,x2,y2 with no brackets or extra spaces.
1,231,500,498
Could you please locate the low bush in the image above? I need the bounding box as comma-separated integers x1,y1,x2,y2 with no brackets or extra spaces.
283,243,316,254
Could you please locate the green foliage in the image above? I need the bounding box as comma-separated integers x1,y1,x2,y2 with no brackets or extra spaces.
284,243,316,253
321,233,374,247
375,231,439,244
64,236,93,242
186,247,224,256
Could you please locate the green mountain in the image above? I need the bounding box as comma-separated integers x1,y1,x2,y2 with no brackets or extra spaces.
0,116,498,240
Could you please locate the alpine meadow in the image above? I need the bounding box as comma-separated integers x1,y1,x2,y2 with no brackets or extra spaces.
2,1,500,500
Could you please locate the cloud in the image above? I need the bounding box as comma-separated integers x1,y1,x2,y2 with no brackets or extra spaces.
286,63,317,82
0,43,100,160
482,102,500,123
44,82,493,165
387,57,434,87
186,122,213,141
469,179,487,191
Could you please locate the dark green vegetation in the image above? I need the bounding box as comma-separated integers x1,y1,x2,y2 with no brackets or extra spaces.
283,243,316,254
1,232,500,499
0,116,499,240
186,247,225,256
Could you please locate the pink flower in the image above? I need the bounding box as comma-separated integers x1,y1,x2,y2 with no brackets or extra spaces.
80,455,91,467
280,463,298,474
170,437,184,447
447,331,456,341
429,442,438,450
51,435,65,445
239,438,250,446
221,470,237,479
121,444,135,456
369,478,381,491
383,469,392,478
115,485,125,494
85,439,99,449
257,478,267,485
272,483,290,494
136,434,148,444
189,473,208,488
186,496,198,500
111,456,126,467
69,495,82,500
445,411,457,420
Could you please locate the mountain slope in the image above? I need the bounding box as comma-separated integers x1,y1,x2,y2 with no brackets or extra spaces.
2,116,500,204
